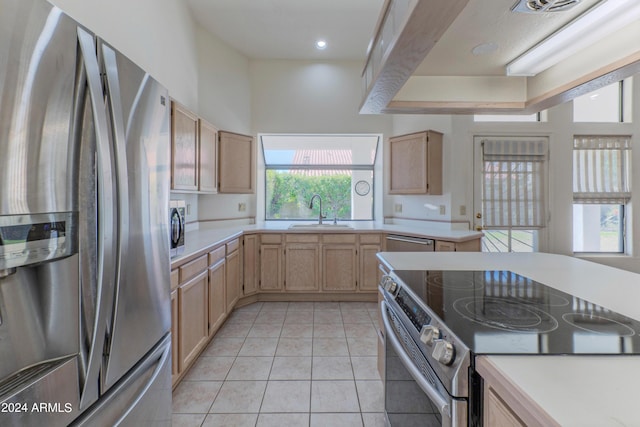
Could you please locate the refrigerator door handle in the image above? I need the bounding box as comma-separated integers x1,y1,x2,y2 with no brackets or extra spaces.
77,27,117,411
100,44,132,389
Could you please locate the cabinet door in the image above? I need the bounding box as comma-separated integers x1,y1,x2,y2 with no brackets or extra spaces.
389,130,442,195
260,244,283,291
225,250,240,310
243,235,259,296
359,244,382,292
178,270,208,372
485,386,526,427
171,289,179,383
322,244,357,291
171,101,199,191
285,244,319,291
208,259,226,337
198,119,218,193
218,131,255,193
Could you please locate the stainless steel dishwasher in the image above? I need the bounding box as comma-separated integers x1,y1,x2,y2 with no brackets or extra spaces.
385,234,435,252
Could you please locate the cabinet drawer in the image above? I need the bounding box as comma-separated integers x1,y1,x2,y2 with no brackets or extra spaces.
179,254,208,283
209,246,226,266
435,240,456,252
170,269,180,291
261,234,282,244
359,233,381,244
286,234,319,243
226,238,240,254
322,234,356,244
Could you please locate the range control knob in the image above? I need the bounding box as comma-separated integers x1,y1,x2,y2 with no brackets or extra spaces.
432,340,456,366
419,325,441,346
382,277,397,294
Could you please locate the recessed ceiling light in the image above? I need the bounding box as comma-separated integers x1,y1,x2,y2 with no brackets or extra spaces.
315,39,327,50
471,42,498,55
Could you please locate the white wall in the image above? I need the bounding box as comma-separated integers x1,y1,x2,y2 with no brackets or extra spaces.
194,25,254,224
250,60,393,135
250,59,393,223
50,0,199,110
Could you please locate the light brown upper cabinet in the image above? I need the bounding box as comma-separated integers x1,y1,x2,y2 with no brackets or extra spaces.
218,130,255,194
389,130,443,195
198,118,218,194
171,101,199,191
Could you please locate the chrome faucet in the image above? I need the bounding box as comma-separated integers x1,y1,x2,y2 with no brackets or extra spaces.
309,194,326,225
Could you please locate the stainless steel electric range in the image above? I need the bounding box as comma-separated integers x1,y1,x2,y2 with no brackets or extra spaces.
379,270,640,427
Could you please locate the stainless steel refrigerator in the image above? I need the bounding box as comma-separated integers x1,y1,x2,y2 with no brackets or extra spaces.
0,0,172,425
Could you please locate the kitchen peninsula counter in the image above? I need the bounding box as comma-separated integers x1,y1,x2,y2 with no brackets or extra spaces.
377,251,640,427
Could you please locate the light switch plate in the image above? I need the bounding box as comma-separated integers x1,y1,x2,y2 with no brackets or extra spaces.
394,203,402,213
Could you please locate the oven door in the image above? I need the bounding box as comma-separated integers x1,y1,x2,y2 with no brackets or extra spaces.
381,300,466,427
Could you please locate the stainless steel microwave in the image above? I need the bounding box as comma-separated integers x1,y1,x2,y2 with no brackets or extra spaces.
169,200,185,257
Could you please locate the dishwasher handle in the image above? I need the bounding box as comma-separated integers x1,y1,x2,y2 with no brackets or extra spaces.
386,235,435,245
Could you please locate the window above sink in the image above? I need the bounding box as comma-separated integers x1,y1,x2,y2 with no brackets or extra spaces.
260,134,380,222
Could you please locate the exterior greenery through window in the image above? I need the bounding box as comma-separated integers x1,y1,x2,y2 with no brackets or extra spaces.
262,135,379,221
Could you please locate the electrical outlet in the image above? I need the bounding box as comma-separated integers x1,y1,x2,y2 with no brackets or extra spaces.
439,205,446,215
394,203,402,213
186,204,191,215
460,205,467,216
238,203,246,212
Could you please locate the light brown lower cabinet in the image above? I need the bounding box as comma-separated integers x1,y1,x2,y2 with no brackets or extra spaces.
243,234,259,296
170,289,179,383
208,259,226,337
485,385,526,427
359,244,382,291
476,356,559,427
225,248,240,309
260,244,284,291
284,243,320,291
178,270,208,372
322,244,357,291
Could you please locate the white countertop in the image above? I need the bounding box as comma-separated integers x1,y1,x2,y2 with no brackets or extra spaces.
171,221,482,267
377,252,640,427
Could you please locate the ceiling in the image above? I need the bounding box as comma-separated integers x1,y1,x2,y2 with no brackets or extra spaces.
414,0,602,76
184,0,640,114
184,0,385,60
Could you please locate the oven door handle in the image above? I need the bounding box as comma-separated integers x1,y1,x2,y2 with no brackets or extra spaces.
381,300,451,424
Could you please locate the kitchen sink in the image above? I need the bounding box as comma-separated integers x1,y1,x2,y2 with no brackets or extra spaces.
288,223,354,230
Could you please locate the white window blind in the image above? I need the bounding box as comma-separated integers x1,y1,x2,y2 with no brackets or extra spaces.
573,135,631,204
482,138,548,229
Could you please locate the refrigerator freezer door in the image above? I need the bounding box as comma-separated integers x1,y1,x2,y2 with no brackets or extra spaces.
71,335,171,427
100,42,171,391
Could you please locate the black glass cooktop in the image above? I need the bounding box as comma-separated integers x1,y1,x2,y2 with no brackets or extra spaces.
393,270,640,355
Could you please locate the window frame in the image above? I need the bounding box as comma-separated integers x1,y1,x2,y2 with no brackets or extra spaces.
260,135,380,222
572,135,632,254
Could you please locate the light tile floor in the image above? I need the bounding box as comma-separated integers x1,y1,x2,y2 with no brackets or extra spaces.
172,301,386,427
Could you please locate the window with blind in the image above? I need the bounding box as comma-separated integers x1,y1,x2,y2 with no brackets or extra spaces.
481,138,548,252
572,135,632,253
